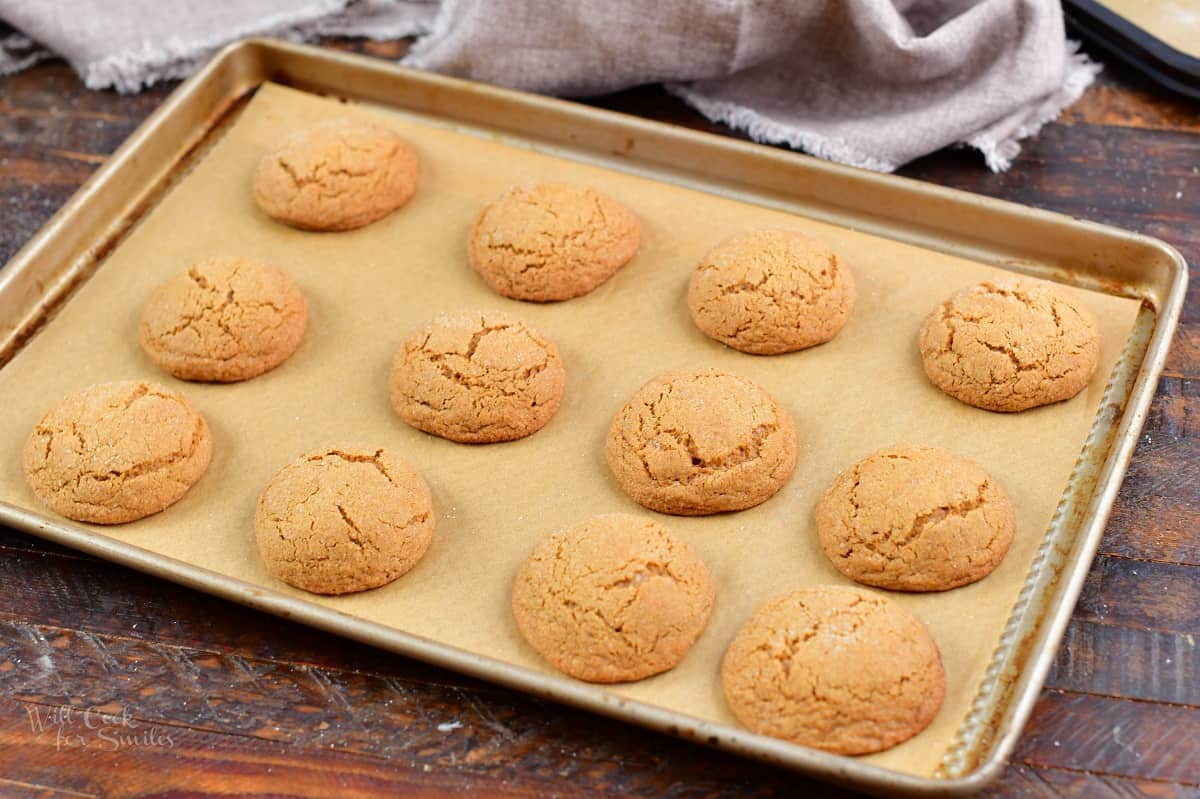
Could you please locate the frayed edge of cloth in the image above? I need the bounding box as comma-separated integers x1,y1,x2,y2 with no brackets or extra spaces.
665,82,900,173
968,40,1103,172
671,39,1102,173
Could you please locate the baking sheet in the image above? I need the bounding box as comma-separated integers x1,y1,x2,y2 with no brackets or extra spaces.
1095,0,1200,57
0,82,1142,778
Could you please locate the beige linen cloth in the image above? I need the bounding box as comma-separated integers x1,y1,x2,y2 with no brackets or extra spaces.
0,0,1099,172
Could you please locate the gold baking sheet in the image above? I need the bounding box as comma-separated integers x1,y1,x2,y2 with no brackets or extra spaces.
0,82,1141,779
1095,0,1200,57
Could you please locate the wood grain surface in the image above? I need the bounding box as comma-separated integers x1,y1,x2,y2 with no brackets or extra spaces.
1,35,1198,798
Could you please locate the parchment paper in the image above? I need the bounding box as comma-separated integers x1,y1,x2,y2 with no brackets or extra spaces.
0,83,1142,777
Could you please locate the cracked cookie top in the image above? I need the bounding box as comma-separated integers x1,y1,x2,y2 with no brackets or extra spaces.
139,257,308,383
918,278,1101,412
687,229,855,355
254,444,435,595
604,368,798,516
815,446,1016,592
468,182,641,302
721,585,945,755
388,309,566,443
251,118,419,231
22,380,213,524
511,513,715,683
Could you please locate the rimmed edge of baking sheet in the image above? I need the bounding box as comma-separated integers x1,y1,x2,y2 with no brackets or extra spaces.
1065,0,1200,101
937,305,1157,777
0,39,1187,798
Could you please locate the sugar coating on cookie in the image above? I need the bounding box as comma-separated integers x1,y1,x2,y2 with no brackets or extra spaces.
139,257,308,383
511,513,715,683
252,118,419,231
22,380,213,524
688,229,855,355
255,445,435,595
468,182,641,302
605,368,798,515
389,309,566,443
918,278,1101,412
721,585,945,755
816,446,1016,591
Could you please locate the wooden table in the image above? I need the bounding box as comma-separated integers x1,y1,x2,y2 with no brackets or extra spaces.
1,37,1197,798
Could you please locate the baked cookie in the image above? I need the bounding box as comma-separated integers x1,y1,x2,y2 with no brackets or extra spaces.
389,309,566,443
605,368,797,515
816,446,1016,591
255,445,435,595
139,257,308,382
918,278,1101,412
22,380,213,524
721,585,945,755
511,513,715,683
251,118,419,231
468,182,641,301
687,229,855,355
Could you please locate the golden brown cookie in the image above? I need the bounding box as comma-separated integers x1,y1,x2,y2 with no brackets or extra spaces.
918,278,1101,412
687,229,855,355
254,445,435,595
139,257,308,383
468,182,641,302
605,368,798,515
251,118,419,231
815,446,1016,591
389,309,566,443
511,513,715,683
721,585,945,755
22,380,213,524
